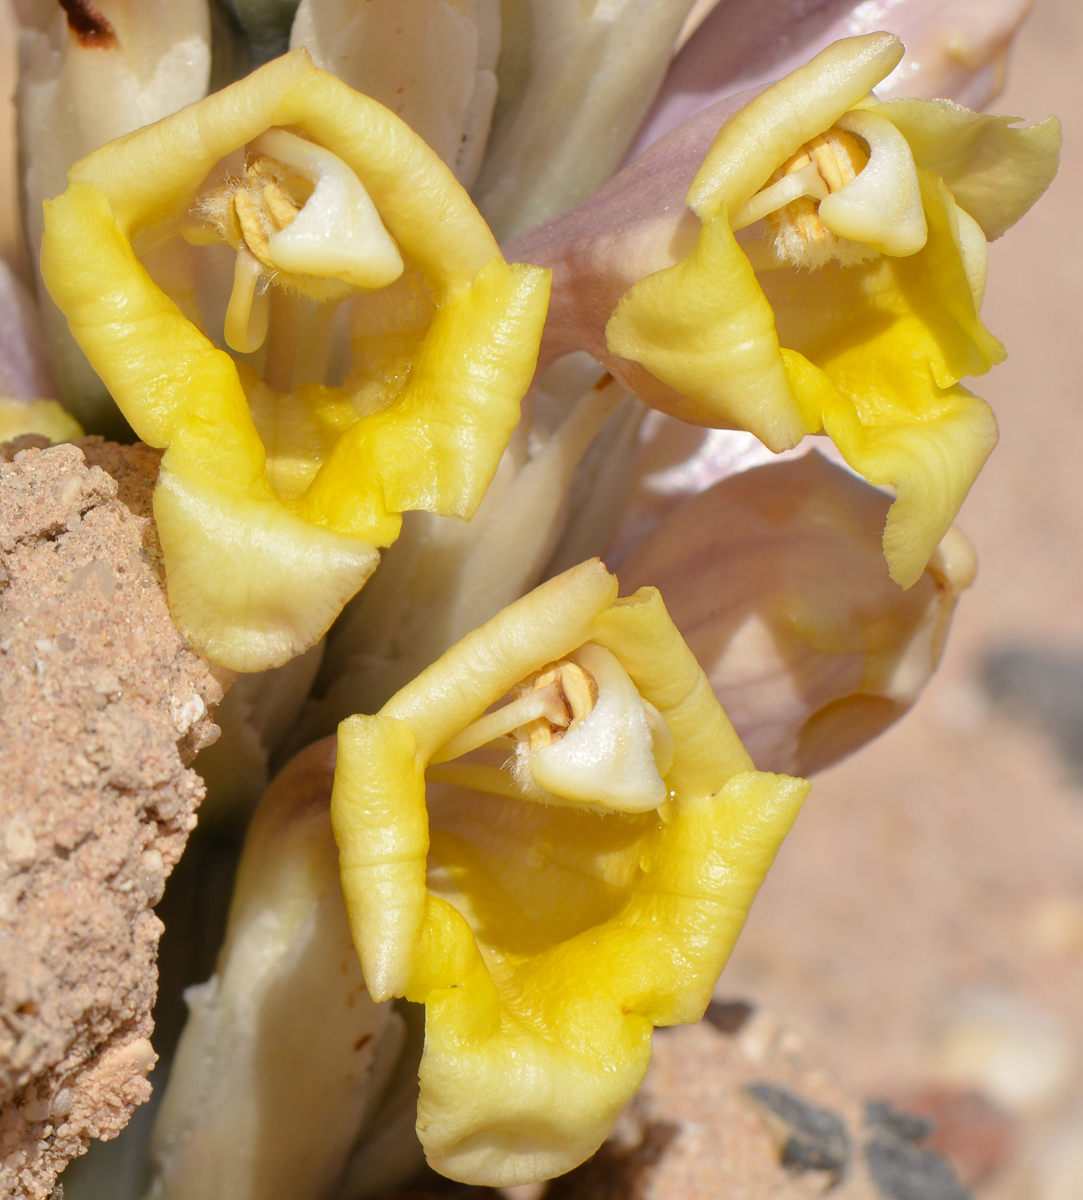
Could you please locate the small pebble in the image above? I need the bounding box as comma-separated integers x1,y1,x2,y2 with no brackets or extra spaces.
135,849,166,904
169,692,206,736
703,999,754,1034
745,1081,850,1176
865,1133,970,1200
866,1100,935,1144
4,818,37,866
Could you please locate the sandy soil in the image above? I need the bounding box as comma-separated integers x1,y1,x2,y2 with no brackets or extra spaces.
0,440,224,1198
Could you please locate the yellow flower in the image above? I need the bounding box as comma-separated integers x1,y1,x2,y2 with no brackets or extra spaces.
40,49,550,671
331,558,808,1186
0,398,82,444
605,33,1059,587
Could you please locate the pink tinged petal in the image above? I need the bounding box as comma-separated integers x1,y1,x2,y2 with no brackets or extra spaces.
604,418,851,569
616,451,975,776
0,257,57,401
503,94,746,414
15,0,211,437
627,0,1036,161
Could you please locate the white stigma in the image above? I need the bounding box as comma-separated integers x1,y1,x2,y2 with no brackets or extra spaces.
817,109,927,257
526,643,672,813
248,129,404,291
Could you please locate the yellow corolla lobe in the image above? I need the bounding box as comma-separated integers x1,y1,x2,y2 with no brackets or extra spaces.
0,398,83,444
41,50,550,671
607,33,1059,589
331,559,808,1186
685,33,905,224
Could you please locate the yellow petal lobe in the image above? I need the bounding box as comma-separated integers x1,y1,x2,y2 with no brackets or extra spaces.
879,100,1061,240
605,213,807,448
0,399,83,444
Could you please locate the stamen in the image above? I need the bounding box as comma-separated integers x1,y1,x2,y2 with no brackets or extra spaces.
224,246,270,354
198,128,406,357
430,669,590,765
513,660,598,753
762,130,875,269
734,110,928,270
730,162,828,231
262,179,303,231
428,648,672,814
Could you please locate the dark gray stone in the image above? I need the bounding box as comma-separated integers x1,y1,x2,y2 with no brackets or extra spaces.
703,999,754,1034
745,1082,850,1175
866,1133,971,1200
866,1100,936,1144
983,648,1083,781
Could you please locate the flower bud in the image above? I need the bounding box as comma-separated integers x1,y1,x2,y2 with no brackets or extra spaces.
16,0,212,437
290,0,501,188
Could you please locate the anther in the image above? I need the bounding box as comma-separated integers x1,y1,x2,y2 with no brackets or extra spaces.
196,128,404,355
430,661,597,765
760,129,875,269
730,111,928,270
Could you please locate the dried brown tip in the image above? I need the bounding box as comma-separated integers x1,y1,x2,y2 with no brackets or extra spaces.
60,0,117,48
